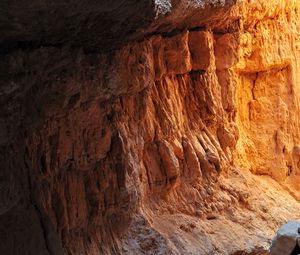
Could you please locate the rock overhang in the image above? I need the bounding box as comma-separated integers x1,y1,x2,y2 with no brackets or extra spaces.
0,0,237,54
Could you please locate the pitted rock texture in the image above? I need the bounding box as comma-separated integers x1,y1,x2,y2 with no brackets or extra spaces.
1,0,300,255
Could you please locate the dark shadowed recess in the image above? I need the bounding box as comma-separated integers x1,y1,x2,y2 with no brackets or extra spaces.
0,0,156,54
0,0,237,55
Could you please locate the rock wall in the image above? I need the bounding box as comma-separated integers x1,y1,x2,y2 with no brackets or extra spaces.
1,0,300,254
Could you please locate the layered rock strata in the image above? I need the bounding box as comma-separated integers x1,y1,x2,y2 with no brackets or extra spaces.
0,0,300,254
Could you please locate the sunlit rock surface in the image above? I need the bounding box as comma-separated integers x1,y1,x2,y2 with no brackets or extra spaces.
0,0,300,254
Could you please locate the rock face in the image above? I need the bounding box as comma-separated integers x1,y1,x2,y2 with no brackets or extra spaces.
1,0,300,254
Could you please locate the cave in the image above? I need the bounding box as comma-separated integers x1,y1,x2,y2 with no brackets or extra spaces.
1,0,300,255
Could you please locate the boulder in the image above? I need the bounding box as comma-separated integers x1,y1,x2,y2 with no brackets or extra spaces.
270,221,300,255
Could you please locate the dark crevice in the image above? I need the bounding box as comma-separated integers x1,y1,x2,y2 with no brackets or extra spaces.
26,161,51,254
25,145,62,255
33,204,52,255
291,244,300,255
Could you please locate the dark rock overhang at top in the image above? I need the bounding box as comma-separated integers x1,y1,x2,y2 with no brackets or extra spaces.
0,0,237,54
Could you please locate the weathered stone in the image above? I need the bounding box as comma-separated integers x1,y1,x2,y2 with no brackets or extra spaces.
270,221,300,255
1,1,300,255
158,139,180,182
188,31,213,71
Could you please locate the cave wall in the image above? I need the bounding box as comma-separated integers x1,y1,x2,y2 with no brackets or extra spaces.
234,1,300,181
1,0,300,254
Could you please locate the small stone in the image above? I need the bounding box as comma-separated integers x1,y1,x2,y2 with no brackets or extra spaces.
269,221,300,255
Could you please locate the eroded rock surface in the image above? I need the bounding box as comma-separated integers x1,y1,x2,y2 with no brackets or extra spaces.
1,0,300,254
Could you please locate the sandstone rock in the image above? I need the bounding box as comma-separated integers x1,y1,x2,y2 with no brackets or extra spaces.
188,31,213,71
182,137,202,179
293,145,300,157
1,1,300,255
217,126,237,150
164,32,192,76
158,139,180,184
